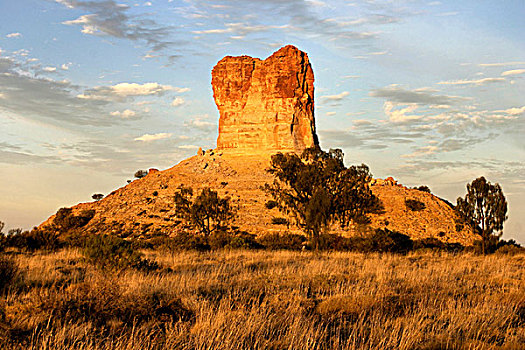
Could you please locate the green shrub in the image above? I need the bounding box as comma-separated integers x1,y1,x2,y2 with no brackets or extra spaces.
40,277,194,330
0,255,18,293
208,230,261,250
415,186,431,193
413,238,464,253
495,239,524,255
405,199,426,211
53,208,95,232
271,217,289,225
265,200,278,209
6,227,61,252
82,235,157,271
359,229,414,254
315,234,354,251
151,232,210,252
257,233,306,250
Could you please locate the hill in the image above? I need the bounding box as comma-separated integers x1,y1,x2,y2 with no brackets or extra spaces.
40,45,477,245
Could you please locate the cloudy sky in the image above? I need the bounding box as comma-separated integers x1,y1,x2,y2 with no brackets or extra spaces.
1,0,524,242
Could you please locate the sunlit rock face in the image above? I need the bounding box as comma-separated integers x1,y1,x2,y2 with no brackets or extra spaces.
212,45,318,154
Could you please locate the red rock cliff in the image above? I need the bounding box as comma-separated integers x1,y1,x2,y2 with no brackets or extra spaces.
212,45,318,154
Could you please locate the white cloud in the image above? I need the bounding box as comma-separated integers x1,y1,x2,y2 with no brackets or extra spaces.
352,119,373,126
111,83,172,96
478,61,525,67
61,63,72,70
437,77,505,85
0,93,5,99
428,105,451,109
494,106,525,116
77,82,189,101
6,33,22,38
193,23,287,36
402,145,438,158
501,69,525,76
178,145,200,149
43,66,57,72
63,15,99,34
171,97,185,107
110,109,136,118
134,133,172,142
55,0,74,9
384,102,422,123
184,115,215,131
321,91,349,101
370,84,464,105
326,111,336,116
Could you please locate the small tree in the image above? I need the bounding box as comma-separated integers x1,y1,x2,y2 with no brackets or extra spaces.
456,176,508,254
265,147,382,249
174,186,235,236
92,193,104,201
134,170,148,179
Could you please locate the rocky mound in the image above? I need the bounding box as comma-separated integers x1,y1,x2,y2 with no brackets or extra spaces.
40,45,477,245
41,150,475,245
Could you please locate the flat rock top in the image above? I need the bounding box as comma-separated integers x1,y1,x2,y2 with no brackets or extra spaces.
212,45,318,155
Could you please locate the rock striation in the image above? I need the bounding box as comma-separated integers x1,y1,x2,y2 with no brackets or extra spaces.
212,45,318,154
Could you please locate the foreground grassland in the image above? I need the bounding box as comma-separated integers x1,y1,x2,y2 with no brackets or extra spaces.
1,249,524,349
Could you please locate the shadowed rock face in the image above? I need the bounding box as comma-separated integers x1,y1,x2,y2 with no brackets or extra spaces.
212,45,318,154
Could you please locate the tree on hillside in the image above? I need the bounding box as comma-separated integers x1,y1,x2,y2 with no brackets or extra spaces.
134,170,148,179
174,186,236,236
92,193,104,201
264,147,383,249
456,176,507,254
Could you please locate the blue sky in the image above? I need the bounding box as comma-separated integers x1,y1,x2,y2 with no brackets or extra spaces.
1,0,524,242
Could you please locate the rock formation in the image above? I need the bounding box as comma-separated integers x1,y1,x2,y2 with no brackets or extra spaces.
212,45,318,154
39,45,478,246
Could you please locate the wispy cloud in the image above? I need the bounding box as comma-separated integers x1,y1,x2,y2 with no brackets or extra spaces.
478,61,525,67
437,77,505,86
501,69,525,76
184,115,215,131
6,32,22,38
0,57,110,126
42,66,57,72
193,23,287,36
370,85,464,105
494,106,525,116
321,91,349,101
171,97,185,107
134,133,173,142
110,109,137,119
58,0,179,52
384,102,422,123
78,82,188,101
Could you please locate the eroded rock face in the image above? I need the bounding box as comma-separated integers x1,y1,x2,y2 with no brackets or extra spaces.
212,45,318,154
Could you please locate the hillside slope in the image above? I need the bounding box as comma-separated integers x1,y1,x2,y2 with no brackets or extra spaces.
41,150,477,245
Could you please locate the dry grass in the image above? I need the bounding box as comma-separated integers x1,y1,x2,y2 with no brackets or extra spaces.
0,249,523,349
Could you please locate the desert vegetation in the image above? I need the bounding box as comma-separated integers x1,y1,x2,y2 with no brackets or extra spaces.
0,246,524,349
265,147,382,248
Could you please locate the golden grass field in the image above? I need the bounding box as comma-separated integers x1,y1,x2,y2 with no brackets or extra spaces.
1,249,524,349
